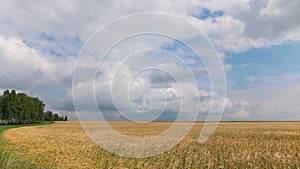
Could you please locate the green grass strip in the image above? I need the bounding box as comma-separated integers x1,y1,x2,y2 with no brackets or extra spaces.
0,121,53,169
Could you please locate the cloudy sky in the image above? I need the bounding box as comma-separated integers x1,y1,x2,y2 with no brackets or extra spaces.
0,0,299,121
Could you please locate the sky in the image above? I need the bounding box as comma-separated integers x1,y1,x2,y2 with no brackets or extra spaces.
0,0,299,121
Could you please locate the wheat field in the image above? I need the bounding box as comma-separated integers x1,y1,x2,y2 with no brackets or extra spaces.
1,121,300,168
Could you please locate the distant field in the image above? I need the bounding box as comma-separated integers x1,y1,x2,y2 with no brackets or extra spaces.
1,121,300,168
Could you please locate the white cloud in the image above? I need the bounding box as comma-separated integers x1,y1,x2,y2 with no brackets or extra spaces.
1,0,299,54
69,58,235,121
186,0,300,52
229,81,300,120
0,36,74,104
230,108,250,118
1,1,299,120
236,63,252,69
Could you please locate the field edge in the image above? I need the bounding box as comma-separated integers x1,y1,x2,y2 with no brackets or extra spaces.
0,122,54,169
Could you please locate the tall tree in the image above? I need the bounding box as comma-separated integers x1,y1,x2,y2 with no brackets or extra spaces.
0,90,65,124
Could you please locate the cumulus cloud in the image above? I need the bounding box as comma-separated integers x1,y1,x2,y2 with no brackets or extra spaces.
1,0,299,55
69,56,234,121
1,0,299,120
0,36,74,90
229,78,300,120
0,36,75,114
186,0,300,52
257,0,300,40
230,108,250,119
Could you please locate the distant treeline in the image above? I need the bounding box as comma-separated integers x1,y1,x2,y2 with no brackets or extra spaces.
0,90,67,125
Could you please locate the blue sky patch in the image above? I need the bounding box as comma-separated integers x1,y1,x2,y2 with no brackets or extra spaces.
191,7,224,20
226,41,300,90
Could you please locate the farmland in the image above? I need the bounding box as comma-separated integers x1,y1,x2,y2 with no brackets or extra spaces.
1,121,300,168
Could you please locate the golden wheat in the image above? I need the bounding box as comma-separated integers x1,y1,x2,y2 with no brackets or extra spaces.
2,121,300,168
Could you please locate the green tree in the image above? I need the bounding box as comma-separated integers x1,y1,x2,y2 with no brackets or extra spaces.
0,90,65,124
0,90,49,124
44,111,54,121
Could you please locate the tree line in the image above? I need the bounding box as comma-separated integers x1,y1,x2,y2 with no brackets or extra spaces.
0,90,67,125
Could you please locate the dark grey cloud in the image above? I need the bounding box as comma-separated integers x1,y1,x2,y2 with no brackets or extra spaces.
148,71,176,88
244,0,300,40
